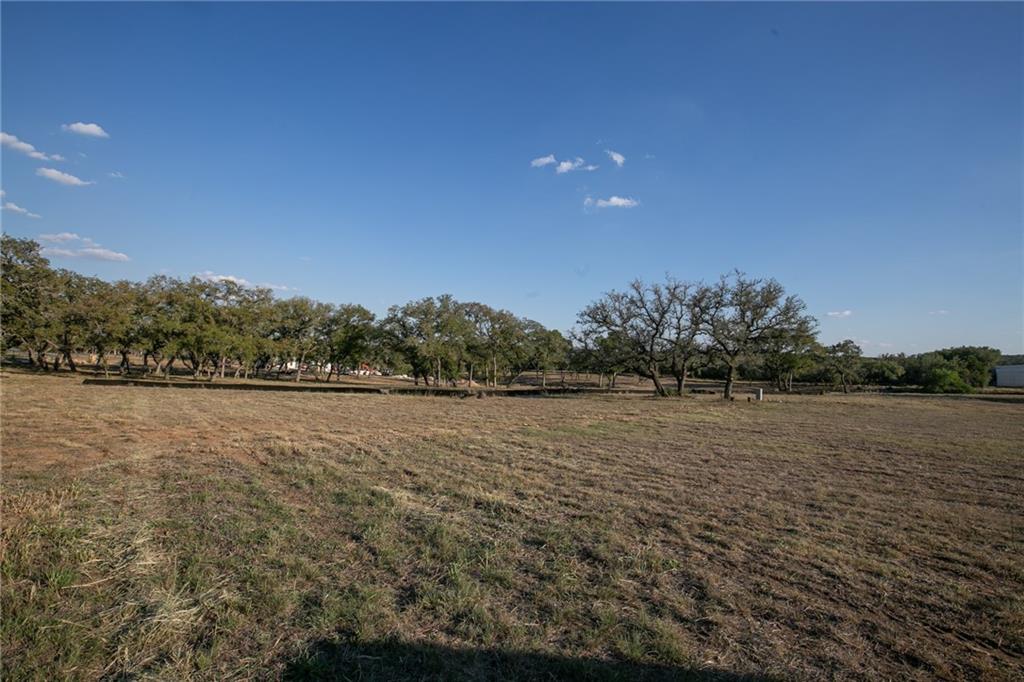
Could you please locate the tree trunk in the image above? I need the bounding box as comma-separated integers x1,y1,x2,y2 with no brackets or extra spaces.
64,351,78,372
296,352,306,382
649,365,667,396
220,356,226,379
724,364,736,400
164,355,175,379
676,366,688,396
120,351,131,375
468,363,474,387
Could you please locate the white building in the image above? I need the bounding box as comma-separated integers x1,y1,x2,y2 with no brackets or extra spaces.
994,365,1024,388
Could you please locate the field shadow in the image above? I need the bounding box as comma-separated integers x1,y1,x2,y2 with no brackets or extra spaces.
283,638,778,681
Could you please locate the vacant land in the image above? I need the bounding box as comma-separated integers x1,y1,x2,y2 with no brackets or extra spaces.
2,372,1022,680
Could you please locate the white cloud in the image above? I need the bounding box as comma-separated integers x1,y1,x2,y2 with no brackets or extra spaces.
40,247,78,258
36,167,94,186
555,157,598,174
928,309,950,316
38,233,126,261
39,231,94,244
594,195,638,208
108,171,125,179
62,122,110,138
197,271,252,286
196,270,296,292
3,202,41,219
556,159,579,174
605,149,625,167
1,132,62,161
76,247,130,262
530,154,556,168
827,310,853,318
41,245,128,261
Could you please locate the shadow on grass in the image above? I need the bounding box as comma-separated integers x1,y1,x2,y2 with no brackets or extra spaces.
283,638,778,681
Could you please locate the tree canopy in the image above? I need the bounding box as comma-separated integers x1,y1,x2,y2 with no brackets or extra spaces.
2,235,1004,395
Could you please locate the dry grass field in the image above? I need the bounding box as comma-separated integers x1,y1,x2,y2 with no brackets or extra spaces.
2,371,1022,680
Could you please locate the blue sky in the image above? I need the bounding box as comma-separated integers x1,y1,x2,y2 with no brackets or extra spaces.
2,2,1021,354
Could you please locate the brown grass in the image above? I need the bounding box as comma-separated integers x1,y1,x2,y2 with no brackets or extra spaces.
2,371,1022,680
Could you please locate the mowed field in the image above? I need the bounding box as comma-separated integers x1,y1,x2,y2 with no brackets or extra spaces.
2,373,1022,681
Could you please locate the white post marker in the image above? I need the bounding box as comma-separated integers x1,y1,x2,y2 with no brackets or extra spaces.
755,388,764,401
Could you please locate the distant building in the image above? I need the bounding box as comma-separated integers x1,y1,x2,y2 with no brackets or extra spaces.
994,365,1024,387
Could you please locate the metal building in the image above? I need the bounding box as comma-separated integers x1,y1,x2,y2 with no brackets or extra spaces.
994,364,1024,388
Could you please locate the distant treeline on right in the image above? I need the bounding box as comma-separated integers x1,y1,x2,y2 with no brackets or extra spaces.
720,344,1011,395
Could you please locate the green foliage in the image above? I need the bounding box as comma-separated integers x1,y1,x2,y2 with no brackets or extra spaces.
861,357,905,385
823,340,863,393
921,367,973,394
898,346,1000,391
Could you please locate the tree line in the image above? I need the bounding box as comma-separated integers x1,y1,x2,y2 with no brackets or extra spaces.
1,236,1006,394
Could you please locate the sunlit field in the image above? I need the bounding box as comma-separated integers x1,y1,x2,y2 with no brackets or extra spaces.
2,371,1022,680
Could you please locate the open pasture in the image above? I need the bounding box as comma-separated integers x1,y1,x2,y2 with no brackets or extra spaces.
2,372,1022,680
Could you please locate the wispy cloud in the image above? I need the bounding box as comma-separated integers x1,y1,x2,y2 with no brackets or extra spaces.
532,154,599,174
196,270,296,292
62,122,110,138
585,195,638,209
841,338,891,350
556,157,598,174
827,310,853,318
39,233,128,261
2,201,41,219
197,271,252,286
605,149,625,167
928,309,950,316
40,232,95,245
36,167,94,186
76,247,130,262
108,171,125,179
1,132,63,161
